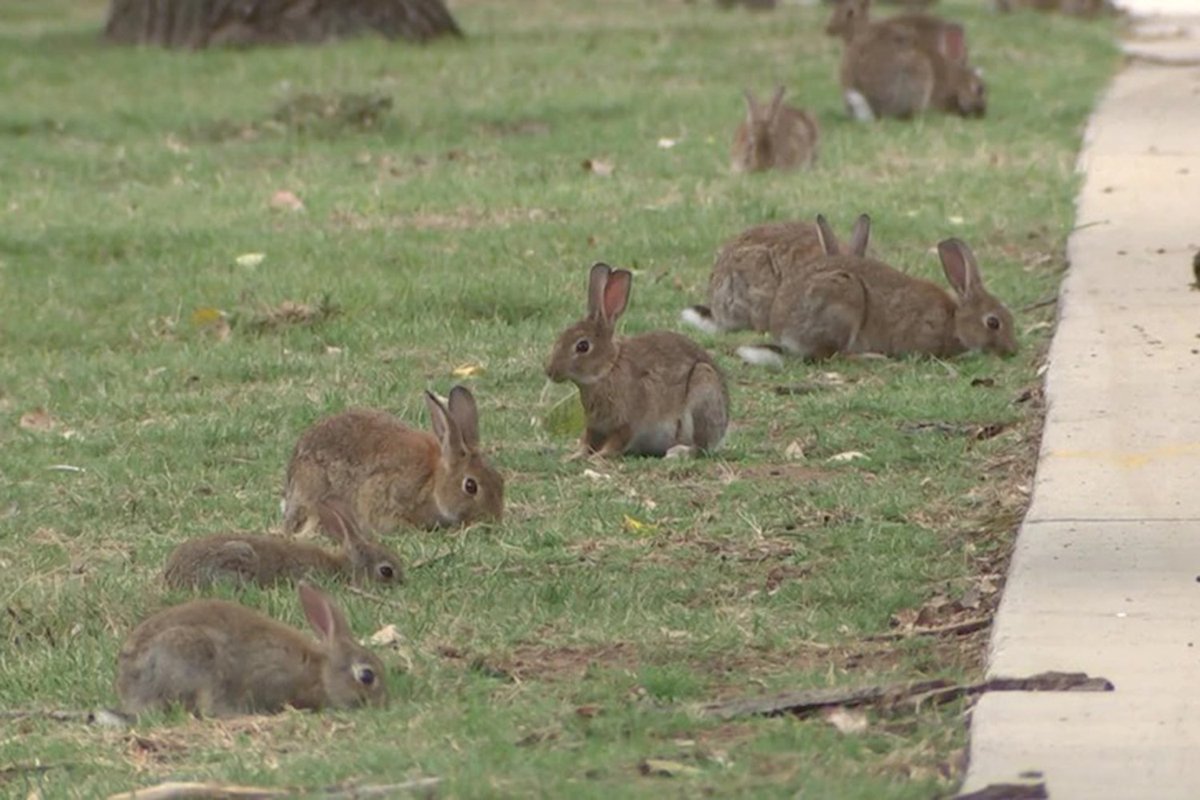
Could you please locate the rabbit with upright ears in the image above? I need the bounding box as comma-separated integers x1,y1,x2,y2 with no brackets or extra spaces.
730,86,819,173
547,263,730,459
163,498,403,589
681,216,869,335
839,23,983,121
283,385,504,535
737,214,1017,367
115,581,387,716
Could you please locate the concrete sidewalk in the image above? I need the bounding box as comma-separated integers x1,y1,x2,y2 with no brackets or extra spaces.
960,12,1200,800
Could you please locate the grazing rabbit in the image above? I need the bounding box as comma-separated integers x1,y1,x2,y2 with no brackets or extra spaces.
115,582,387,717
730,87,819,173
839,24,983,121
825,0,966,63
163,499,402,589
283,386,504,535
546,263,730,459
737,215,1017,366
681,216,869,335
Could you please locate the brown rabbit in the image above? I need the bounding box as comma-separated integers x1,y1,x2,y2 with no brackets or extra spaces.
681,216,869,335
163,500,402,589
730,87,819,173
737,215,1017,365
825,0,966,62
115,582,387,717
839,24,983,121
283,386,504,535
546,263,730,459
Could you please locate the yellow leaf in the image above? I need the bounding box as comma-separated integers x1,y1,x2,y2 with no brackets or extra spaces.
622,514,658,535
451,363,485,378
235,252,266,267
190,307,225,326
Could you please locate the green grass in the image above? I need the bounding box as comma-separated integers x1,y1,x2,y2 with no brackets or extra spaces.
0,0,1117,797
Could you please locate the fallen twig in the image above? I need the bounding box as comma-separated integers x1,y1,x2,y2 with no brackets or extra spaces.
1125,51,1200,67
1018,297,1058,313
865,616,992,642
699,671,1112,720
106,776,442,800
0,708,131,726
344,585,407,611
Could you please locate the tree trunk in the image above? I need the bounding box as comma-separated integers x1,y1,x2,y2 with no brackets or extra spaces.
104,0,462,49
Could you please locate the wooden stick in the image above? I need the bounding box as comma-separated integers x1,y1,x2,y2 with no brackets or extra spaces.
106,777,442,800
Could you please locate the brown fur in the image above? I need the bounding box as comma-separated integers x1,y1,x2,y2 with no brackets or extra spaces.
547,263,730,458
825,0,965,59
730,87,819,173
283,388,503,535
115,582,387,717
743,215,1017,362
683,217,869,335
163,500,402,589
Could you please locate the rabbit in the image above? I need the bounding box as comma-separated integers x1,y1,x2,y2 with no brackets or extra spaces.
825,0,967,64
546,262,730,459
681,216,869,335
839,24,982,121
115,581,387,717
737,214,1017,366
730,87,819,173
283,386,504,536
163,499,402,590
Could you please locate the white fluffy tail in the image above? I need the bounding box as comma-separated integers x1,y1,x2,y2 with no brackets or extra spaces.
736,344,785,369
680,306,722,335
844,90,875,123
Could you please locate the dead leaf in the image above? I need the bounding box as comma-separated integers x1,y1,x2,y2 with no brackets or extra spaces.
19,408,58,433
235,252,265,268
656,137,678,149
784,440,806,461
638,758,701,778
451,363,485,378
582,469,611,481
822,706,869,734
827,451,867,463
190,307,232,342
575,704,602,718
269,190,305,212
582,158,615,177
368,624,403,646
622,515,658,536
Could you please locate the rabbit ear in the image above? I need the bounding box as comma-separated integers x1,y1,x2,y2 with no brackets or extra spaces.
315,498,358,546
587,262,613,319
425,390,466,460
938,238,983,300
767,86,786,121
600,268,632,323
742,88,759,120
298,582,349,643
847,214,871,257
446,385,480,450
815,214,841,256
938,24,967,63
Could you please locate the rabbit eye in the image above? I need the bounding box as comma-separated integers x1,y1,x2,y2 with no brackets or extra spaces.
463,477,478,495
985,315,1002,331
378,564,395,580
574,338,590,354
354,664,376,686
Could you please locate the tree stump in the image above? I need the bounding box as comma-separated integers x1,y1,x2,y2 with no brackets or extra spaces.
104,0,463,49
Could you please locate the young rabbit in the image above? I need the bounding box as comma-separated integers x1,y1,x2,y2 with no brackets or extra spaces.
681,216,869,335
825,0,967,63
730,87,819,173
546,263,730,459
839,24,982,121
163,499,402,590
115,581,387,717
283,386,504,535
737,215,1017,366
